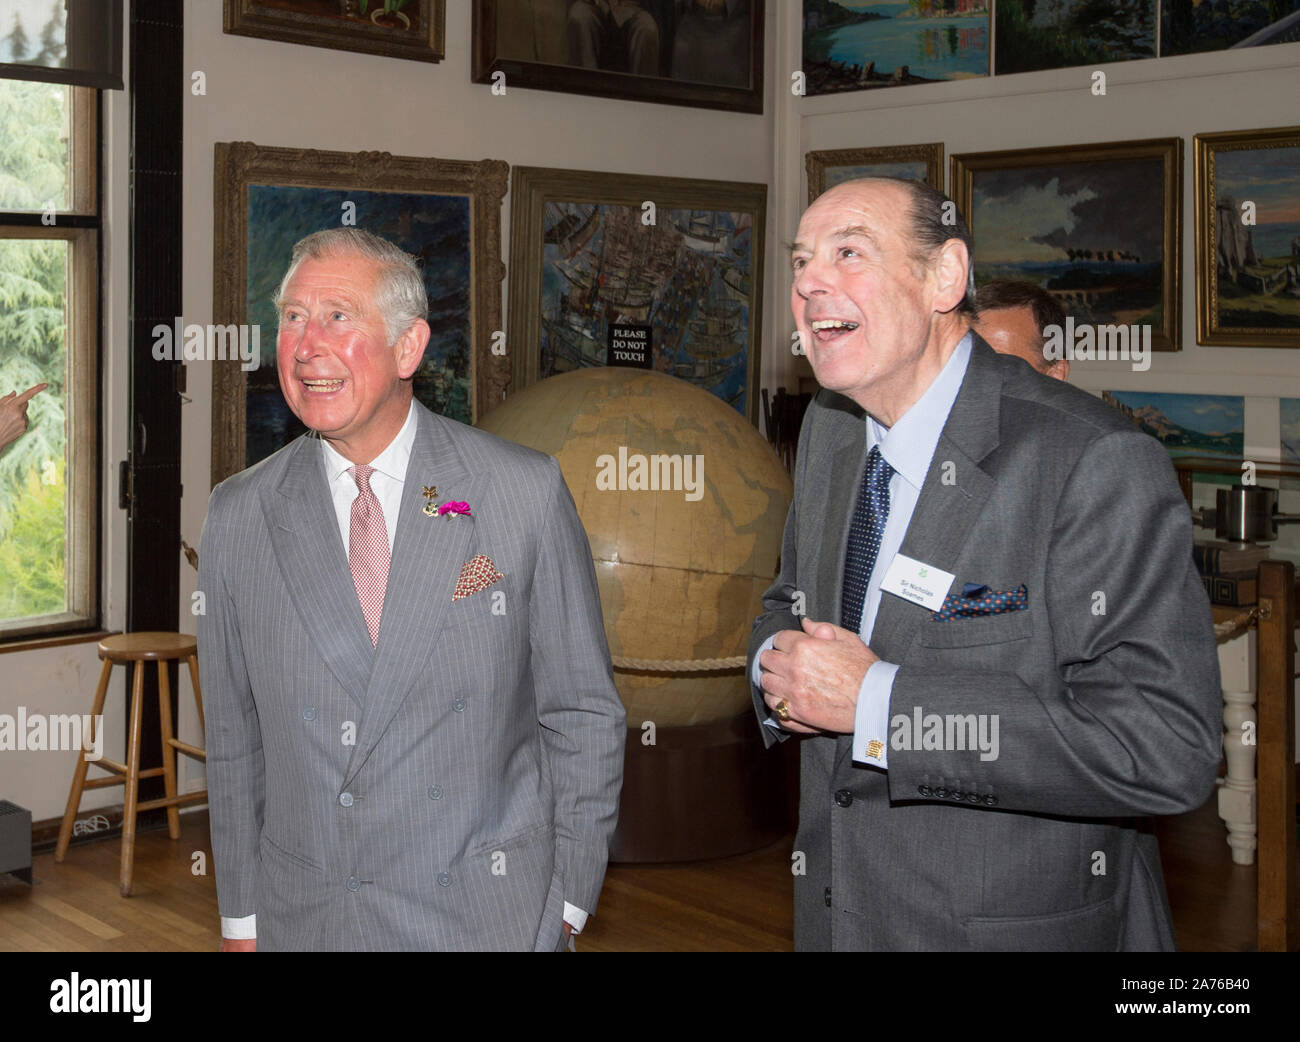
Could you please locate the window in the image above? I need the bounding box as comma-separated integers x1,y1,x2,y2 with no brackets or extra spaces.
0,77,99,640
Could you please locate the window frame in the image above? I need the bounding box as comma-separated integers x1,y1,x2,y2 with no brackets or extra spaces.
0,84,101,644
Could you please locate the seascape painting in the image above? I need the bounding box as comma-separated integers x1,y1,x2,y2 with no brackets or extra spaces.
1208,144,1300,333
540,202,754,414
802,0,990,95
1160,0,1300,54
244,185,471,467
964,157,1168,330
1284,398,1300,465
1102,391,1244,462
995,0,1155,74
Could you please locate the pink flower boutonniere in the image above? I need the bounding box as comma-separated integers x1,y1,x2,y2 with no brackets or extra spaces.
437,500,472,519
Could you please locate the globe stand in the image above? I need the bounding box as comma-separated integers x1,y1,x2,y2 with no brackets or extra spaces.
609,709,799,864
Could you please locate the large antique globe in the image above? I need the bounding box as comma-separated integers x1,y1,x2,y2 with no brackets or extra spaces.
479,368,792,729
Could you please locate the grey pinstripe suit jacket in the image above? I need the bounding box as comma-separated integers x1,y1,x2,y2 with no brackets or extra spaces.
198,401,626,950
749,337,1222,951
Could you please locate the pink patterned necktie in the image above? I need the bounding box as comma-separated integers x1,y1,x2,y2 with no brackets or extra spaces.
348,464,390,647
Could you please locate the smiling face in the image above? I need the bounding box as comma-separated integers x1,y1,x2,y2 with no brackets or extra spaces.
276,251,428,464
790,180,969,424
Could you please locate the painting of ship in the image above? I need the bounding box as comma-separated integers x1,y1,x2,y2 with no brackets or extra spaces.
540,200,755,413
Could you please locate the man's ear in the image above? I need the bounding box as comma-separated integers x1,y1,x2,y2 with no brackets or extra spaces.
931,239,970,315
394,319,430,379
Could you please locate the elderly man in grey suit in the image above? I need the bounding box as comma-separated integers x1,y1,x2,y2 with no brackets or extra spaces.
749,178,1221,951
198,228,625,951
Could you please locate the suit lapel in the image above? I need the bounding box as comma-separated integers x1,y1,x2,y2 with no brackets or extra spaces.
342,404,479,787
263,437,375,705
818,436,867,626
868,338,1003,665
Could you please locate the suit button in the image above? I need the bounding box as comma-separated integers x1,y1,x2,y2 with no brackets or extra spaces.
935,787,948,799
302,707,317,721
452,699,466,713
824,887,832,908
428,785,443,800
918,785,933,797
950,790,964,801
346,876,360,892
966,793,980,803
834,789,853,808
339,792,353,808
437,872,451,887
984,795,998,807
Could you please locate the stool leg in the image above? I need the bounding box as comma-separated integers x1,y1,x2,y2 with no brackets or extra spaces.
55,657,114,862
188,652,205,736
120,660,146,897
157,659,180,839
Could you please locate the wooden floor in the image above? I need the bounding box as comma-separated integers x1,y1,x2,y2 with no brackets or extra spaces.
0,797,1287,952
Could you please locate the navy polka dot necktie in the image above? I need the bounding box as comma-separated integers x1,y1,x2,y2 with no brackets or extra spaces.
840,445,894,636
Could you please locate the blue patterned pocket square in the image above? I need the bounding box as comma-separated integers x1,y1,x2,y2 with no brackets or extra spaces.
931,583,1029,622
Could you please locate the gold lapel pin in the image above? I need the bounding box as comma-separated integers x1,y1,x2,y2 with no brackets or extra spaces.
422,485,439,517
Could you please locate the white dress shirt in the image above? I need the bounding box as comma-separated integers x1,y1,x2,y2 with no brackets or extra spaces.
753,333,973,769
221,400,588,941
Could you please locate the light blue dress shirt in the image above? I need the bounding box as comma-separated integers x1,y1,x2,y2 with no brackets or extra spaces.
753,333,973,769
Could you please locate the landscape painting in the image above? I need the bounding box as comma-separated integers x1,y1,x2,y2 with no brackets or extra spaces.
1194,127,1300,347
539,202,755,414
995,0,1155,74
1160,0,1300,55
1102,391,1244,462
243,186,472,468
805,143,944,201
1284,398,1300,465
802,0,989,95
951,140,1182,350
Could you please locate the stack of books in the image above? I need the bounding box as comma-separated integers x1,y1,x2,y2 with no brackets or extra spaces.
1193,541,1270,606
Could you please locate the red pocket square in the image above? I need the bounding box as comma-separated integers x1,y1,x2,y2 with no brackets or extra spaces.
453,554,504,602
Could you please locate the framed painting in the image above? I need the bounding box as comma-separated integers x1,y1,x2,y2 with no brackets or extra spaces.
1194,125,1300,348
223,0,445,63
995,1,1155,75
507,165,767,423
472,0,763,113
1161,1,1300,55
802,0,989,96
210,141,508,487
805,143,944,203
951,138,1183,351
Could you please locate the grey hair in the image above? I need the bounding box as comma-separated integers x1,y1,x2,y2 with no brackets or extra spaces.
273,227,428,345
839,176,978,316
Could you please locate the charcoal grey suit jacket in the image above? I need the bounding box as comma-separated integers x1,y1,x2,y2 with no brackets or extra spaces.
748,336,1221,951
198,400,625,950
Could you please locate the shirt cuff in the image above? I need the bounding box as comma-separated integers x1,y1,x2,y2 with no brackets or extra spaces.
221,913,256,940
852,660,898,768
563,902,588,934
750,634,775,689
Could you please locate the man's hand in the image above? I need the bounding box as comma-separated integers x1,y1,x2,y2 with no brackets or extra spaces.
759,617,878,734
220,937,256,952
0,383,48,454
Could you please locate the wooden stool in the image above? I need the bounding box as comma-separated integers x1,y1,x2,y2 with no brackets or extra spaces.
54,632,206,896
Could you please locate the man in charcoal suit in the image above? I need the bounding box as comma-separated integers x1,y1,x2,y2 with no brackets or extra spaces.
199,228,625,951
748,178,1221,951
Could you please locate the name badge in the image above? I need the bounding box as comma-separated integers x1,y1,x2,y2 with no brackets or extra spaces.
880,554,955,612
